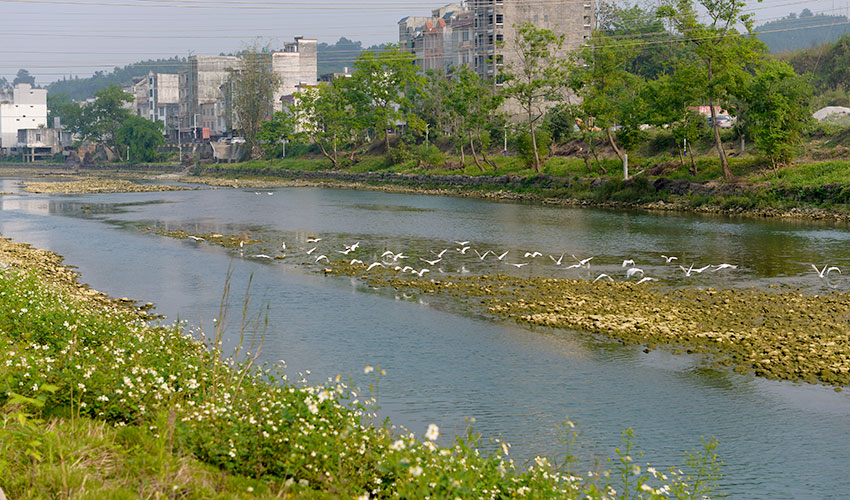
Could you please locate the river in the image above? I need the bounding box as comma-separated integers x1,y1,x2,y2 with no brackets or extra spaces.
1,177,849,499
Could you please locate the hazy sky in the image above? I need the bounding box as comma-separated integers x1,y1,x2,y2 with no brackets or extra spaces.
1,0,847,84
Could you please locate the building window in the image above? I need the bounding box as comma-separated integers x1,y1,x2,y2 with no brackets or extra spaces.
496,34,503,43
496,14,503,24
36,134,41,141
544,14,549,22
495,55,503,64
488,14,493,25
533,14,539,23
463,31,469,41
488,34,493,45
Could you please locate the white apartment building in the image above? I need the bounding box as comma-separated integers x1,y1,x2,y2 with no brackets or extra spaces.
0,84,47,152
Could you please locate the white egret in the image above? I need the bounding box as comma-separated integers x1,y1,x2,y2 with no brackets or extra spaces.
412,268,430,277
507,262,529,268
549,253,565,265
189,235,204,241
661,255,678,263
306,247,318,255
457,246,471,254
636,277,657,284
593,273,613,282
572,255,593,267
315,255,329,263
350,259,364,265
496,250,509,261
622,259,635,267
524,251,542,258
252,254,272,259
306,237,322,243
474,249,492,260
625,267,644,278
812,264,841,278
366,262,385,271
713,263,737,272
454,240,470,246
421,257,442,266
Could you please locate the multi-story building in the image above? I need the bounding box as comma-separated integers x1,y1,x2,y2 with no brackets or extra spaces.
0,83,47,153
399,1,592,80
178,55,242,141
131,72,179,138
470,0,592,81
271,37,318,111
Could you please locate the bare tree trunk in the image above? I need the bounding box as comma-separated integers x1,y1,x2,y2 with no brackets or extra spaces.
478,129,498,169
587,136,607,175
384,128,391,155
317,143,338,169
708,99,732,180
469,135,485,172
677,144,686,167
688,143,698,176
606,127,624,162
530,114,541,173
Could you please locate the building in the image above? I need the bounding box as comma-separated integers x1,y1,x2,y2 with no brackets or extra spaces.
399,1,592,79
132,72,180,139
271,37,318,111
0,83,47,153
178,55,242,141
17,127,72,162
470,0,592,81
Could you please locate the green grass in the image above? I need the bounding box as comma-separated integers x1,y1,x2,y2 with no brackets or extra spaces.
0,249,722,499
747,160,850,187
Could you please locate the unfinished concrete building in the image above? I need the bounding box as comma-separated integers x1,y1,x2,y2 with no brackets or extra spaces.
178,55,242,141
470,0,592,81
272,37,318,111
399,0,593,79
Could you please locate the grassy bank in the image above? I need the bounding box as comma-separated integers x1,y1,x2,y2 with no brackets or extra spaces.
0,236,722,499
184,153,850,222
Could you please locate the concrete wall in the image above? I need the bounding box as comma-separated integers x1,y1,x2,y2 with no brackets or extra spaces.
0,84,48,150
272,38,318,111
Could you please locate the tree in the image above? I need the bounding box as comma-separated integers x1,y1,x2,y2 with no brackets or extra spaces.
76,84,133,156
47,93,82,130
0,77,9,89
350,44,422,154
500,23,567,173
570,30,641,162
742,59,813,170
289,80,354,168
115,115,165,162
643,64,707,174
257,110,295,159
447,67,504,171
659,0,767,180
12,69,35,86
230,48,279,159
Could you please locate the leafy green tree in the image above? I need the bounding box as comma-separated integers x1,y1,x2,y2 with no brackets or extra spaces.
596,1,686,79
643,64,706,174
12,69,35,86
570,30,641,162
257,110,295,159
742,59,813,170
115,115,165,162
290,79,360,168
350,44,422,154
659,0,767,180
46,93,82,130
230,49,278,159
500,23,567,173
76,84,133,157
447,67,504,171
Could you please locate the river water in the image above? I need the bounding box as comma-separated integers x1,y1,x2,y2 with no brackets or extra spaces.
1,178,849,499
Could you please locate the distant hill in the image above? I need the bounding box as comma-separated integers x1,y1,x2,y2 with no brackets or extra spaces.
47,57,185,101
756,9,850,53
317,37,388,76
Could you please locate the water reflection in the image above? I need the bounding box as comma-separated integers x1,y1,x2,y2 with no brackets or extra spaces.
1,181,850,498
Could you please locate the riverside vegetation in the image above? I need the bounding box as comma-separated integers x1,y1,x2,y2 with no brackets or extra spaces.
0,236,724,499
